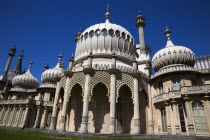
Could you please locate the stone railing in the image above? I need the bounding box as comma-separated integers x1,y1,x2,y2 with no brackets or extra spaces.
153,85,210,104
0,99,35,105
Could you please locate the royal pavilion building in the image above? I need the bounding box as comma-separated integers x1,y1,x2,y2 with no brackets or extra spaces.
0,7,210,137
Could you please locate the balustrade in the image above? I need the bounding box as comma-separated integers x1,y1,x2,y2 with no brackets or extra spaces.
154,85,210,103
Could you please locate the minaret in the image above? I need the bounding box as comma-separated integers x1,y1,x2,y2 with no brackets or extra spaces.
2,45,16,81
136,11,146,54
105,4,110,23
7,49,24,82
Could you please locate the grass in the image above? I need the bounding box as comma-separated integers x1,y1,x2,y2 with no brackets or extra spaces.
0,128,159,140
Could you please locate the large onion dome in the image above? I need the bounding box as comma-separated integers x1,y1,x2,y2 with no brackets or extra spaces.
41,54,64,83
12,61,39,89
75,6,136,61
152,27,195,72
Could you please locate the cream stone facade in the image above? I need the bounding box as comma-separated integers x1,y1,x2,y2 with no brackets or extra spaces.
0,7,210,137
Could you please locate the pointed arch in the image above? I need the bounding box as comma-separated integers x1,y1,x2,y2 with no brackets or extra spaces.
68,83,83,131
116,84,134,133
89,82,110,133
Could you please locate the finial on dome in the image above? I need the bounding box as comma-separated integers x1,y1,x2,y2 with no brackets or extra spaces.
29,60,34,71
105,4,110,23
164,26,174,47
18,49,24,59
70,53,74,61
44,62,49,71
58,52,63,65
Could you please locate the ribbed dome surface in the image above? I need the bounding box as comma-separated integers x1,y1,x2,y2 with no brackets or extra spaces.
12,69,39,89
75,22,136,60
152,28,195,72
152,45,195,72
41,63,63,83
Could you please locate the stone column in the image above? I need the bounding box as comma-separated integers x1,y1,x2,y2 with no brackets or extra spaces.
184,97,196,136
80,54,93,134
60,76,71,131
22,105,30,128
14,106,22,127
40,107,48,129
203,95,210,128
9,105,16,126
171,101,180,135
133,77,140,134
109,73,116,134
132,61,140,134
80,73,91,133
50,80,61,130
33,106,42,128
108,55,118,134
147,83,154,134
165,102,172,134
3,107,10,126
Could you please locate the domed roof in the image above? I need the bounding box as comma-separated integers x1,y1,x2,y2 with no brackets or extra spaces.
75,8,136,61
152,27,195,72
12,61,39,89
41,54,64,83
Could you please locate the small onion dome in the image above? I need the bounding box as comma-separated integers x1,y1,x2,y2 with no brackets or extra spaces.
12,61,39,89
41,54,63,83
152,27,195,72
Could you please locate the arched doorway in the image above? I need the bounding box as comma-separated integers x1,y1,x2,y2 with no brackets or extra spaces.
89,83,109,133
117,85,133,134
68,84,83,131
139,89,147,134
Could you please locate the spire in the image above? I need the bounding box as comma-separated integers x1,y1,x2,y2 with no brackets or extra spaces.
105,4,110,23
164,26,174,47
12,49,24,72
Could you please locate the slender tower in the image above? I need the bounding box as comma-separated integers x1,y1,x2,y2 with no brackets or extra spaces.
2,45,16,81
136,11,146,54
7,49,24,82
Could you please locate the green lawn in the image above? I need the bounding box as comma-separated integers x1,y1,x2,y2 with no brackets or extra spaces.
0,128,158,140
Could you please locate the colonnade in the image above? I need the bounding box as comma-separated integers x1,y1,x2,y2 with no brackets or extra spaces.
158,96,210,136
48,55,153,134
0,105,28,128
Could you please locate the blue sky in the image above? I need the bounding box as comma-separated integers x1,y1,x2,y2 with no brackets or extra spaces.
0,0,210,82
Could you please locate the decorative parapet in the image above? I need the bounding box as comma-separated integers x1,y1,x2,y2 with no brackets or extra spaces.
0,99,35,105
40,82,56,88
10,86,37,93
153,85,210,104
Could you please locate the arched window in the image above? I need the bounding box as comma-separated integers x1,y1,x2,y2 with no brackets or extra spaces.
172,78,181,91
191,78,197,86
178,104,186,132
49,92,55,102
159,81,163,94
161,108,167,132
192,101,209,133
